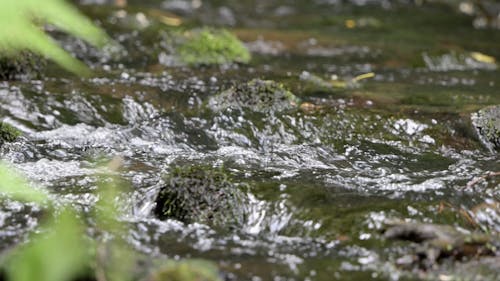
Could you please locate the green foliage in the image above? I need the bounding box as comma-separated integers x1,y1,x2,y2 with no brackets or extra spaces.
0,160,118,281
0,161,88,281
0,0,109,75
178,28,250,66
0,123,21,144
4,209,90,281
95,175,127,235
0,162,49,204
93,162,135,281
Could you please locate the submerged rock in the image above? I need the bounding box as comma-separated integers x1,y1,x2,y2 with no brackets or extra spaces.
0,52,45,80
384,221,497,267
178,28,250,66
153,165,245,227
471,105,500,152
144,260,221,281
0,123,21,145
208,79,300,113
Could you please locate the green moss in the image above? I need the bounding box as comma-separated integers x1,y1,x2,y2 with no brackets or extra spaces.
147,260,221,281
0,52,45,80
153,165,245,227
0,122,21,143
178,28,250,66
208,79,300,113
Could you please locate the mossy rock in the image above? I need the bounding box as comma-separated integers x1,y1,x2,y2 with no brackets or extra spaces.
0,52,45,80
178,28,250,66
0,122,21,144
471,105,500,152
153,165,245,227
208,79,300,113
145,260,221,281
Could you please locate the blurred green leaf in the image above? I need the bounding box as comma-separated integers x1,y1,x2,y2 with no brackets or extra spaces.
0,0,109,75
5,208,90,281
0,161,49,204
94,158,135,281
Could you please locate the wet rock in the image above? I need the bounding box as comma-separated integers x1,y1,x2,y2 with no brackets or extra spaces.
384,221,497,267
0,123,21,145
144,260,221,281
153,165,245,227
161,0,202,16
471,105,500,152
178,28,250,66
216,7,236,26
423,52,497,72
0,52,45,80
245,37,284,56
208,79,300,113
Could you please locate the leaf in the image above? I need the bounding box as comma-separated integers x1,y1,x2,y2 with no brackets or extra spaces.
470,51,496,64
93,158,135,281
0,161,49,204
5,208,90,281
0,0,109,75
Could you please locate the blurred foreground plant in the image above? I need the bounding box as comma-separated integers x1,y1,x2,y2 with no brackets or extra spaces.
0,160,222,281
0,159,135,281
0,0,109,75
0,162,89,281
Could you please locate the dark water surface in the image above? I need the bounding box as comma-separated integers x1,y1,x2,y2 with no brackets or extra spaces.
1,0,499,280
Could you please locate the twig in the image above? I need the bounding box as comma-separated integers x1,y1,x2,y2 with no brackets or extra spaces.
459,208,479,229
438,201,479,229
465,171,500,189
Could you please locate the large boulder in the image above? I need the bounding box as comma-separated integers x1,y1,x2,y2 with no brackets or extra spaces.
153,165,245,228
471,105,500,152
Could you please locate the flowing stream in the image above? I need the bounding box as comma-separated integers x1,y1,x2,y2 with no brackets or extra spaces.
1,0,499,280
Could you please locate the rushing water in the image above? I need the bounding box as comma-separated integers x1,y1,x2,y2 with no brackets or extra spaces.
1,0,500,280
